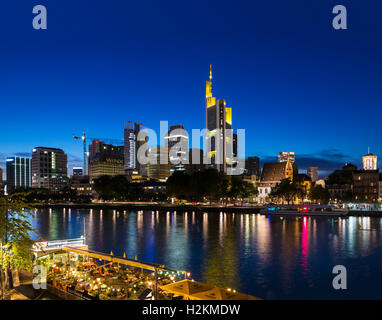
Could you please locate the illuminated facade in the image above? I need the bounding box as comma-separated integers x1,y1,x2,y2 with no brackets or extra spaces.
164,124,189,174
32,147,68,191
6,156,32,191
258,160,294,203
88,140,124,180
205,65,233,173
147,146,171,181
307,166,318,182
362,152,377,170
278,151,295,163
124,122,145,175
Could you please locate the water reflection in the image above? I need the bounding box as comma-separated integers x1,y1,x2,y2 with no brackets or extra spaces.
30,209,382,299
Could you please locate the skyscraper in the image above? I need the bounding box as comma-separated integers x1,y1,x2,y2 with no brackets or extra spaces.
186,148,204,175
88,140,124,180
205,65,233,173
124,122,145,175
245,157,260,176
278,151,295,163
6,156,31,191
164,124,189,174
32,147,68,191
278,151,298,174
307,166,318,182
147,146,171,181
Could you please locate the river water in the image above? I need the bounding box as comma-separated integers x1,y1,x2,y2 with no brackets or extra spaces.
31,208,382,299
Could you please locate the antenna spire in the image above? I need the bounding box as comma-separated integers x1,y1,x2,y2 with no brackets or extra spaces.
209,64,212,81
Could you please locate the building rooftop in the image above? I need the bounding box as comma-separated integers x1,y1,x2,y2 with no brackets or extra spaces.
33,147,65,152
261,162,288,182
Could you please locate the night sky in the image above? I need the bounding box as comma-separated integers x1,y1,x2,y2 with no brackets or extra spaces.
1,0,381,179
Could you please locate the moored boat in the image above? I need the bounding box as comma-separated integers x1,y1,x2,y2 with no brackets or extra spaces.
260,205,348,216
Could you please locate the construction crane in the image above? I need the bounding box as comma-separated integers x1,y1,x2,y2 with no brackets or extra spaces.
73,132,88,175
73,132,124,176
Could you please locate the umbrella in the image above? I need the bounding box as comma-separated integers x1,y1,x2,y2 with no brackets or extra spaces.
159,280,214,299
190,286,261,300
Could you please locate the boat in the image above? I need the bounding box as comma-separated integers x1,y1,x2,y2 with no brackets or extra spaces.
260,205,348,216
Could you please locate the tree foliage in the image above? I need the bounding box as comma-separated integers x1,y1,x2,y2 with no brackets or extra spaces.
0,192,39,295
93,175,166,202
269,178,306,204
166,169,258,204
308,184,330,204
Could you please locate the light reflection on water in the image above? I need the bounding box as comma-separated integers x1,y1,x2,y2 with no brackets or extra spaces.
30,208,382,299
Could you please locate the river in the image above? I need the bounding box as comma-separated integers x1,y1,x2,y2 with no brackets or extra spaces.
31,208,382,299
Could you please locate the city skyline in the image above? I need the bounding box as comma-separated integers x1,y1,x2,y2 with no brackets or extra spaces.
1,1,382,179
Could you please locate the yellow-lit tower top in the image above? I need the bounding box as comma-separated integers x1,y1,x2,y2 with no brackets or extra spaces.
205,64,216,108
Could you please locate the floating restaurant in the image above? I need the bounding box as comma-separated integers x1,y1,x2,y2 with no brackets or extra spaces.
32,237,260,300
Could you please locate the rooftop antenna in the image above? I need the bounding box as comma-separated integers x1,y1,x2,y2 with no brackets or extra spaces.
209,64,212,81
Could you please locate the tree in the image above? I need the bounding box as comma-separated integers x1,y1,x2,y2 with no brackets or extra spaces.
166,171,192,200
0,192,39,299
309,184,330,204
93,175,115,200
269,178,304,204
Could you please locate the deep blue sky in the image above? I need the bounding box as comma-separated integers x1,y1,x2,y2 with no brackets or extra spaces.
1,0,381,179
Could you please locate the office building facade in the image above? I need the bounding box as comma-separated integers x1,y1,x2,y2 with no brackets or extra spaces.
88,140,124,180
32,147,68,191
278,151,295,163
147,146,171,181
307,166,318,182
165,124,189,174
124,122,146,176
6,156,32,191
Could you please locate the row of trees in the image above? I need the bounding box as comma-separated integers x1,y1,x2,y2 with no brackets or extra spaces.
8,187,92,204
93,175,166,201
166,169,258,204
269,178,330,204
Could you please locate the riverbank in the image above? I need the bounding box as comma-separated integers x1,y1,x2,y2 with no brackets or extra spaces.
36,202,382,216
37,203,264,213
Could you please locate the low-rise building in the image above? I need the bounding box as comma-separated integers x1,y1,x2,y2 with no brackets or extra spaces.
69,175,93,196
258,160,294,204
353,169,379,202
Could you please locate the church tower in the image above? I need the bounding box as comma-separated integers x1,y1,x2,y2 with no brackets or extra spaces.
362,148,377,170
